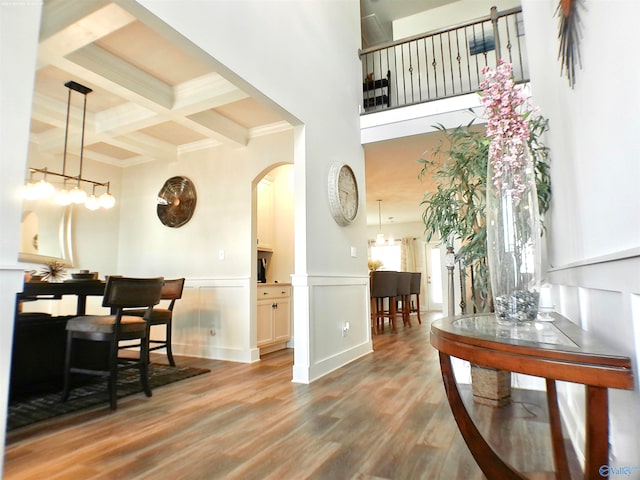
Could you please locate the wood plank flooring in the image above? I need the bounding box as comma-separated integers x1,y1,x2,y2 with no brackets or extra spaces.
4,313,573,480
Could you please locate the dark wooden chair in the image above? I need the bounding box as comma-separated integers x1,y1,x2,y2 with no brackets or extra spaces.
370,271,398,333
61,276,164,410
128,278,185,366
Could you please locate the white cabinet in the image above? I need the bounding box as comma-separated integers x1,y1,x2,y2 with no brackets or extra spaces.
257,284,291,354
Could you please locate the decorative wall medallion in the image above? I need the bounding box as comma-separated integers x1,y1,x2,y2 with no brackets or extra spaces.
327,162,359,226
556,0,584,88
157,176,197,228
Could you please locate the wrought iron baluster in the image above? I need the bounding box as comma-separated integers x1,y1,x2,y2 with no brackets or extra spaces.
439,33,446,98
431,37,438,98
447,31,455,95
407,41,415,104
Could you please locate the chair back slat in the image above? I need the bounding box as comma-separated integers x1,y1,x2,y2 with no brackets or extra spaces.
102,277,164,309
396,272,411,296
410,272,421,294
161,278,185,301
371,271,397,298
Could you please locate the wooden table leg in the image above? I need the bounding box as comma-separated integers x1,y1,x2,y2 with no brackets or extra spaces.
585,386,609,480
546,379,571,480
439,352,526,480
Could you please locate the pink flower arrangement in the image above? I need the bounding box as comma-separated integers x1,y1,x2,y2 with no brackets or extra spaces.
480,60,536,202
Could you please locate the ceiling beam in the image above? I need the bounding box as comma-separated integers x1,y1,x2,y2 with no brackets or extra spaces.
38,1,135,69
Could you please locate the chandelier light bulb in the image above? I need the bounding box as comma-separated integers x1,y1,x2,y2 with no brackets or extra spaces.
98,192,116,209
85,194,100,210
21,182,37,200
54,189,71,206
68,186,87,204
34,179,55,199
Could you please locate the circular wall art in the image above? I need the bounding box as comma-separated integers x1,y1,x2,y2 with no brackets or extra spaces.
327,162,359,226
157,176,197,228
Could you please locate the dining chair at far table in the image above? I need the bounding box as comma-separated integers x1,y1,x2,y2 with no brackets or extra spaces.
61,276,164,410
127,278,185,366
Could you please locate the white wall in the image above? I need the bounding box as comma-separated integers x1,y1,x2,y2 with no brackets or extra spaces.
393,0,522,40
0,2,42,476
523,0,640,469
134,0,372,382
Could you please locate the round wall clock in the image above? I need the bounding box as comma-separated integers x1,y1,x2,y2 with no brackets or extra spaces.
157,176,197,228
327,162,359,226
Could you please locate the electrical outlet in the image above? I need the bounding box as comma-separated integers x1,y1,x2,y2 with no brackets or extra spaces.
342,322,350,337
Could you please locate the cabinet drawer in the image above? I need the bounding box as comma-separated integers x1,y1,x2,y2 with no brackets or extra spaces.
258,285,290,300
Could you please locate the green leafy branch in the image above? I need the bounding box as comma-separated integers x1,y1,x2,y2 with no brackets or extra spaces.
418,116,551,311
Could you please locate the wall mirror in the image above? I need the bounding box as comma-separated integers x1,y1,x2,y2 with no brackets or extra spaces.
18,202,74,266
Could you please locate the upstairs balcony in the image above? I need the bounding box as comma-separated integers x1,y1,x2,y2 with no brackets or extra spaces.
359,6,528,115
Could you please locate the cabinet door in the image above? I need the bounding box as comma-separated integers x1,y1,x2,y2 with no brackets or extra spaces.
273,297,291,343
257,300,274,347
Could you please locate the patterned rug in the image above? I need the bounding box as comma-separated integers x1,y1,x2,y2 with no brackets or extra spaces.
7,364,210,431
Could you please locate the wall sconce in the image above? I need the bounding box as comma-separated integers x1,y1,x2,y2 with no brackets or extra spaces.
22,81,115,210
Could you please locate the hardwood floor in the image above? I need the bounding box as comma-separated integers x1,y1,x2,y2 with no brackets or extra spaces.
4,313,571,480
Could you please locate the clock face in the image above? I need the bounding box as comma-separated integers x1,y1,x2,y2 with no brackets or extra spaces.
328,163,358,226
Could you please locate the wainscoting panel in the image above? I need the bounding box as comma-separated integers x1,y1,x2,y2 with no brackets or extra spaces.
548,252,640,468
292,274,372,383
172,277,256,363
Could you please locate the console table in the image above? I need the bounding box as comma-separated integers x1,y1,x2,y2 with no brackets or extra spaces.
430,313,634,480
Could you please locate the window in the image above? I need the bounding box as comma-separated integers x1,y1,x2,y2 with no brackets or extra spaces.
370,243,401,271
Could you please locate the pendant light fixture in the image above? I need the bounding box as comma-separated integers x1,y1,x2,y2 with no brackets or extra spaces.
22,81,115,210
376,200,385,245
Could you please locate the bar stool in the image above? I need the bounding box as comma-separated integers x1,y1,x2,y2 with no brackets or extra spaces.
409,272,422,324
395,272,412,328
370,271,398,333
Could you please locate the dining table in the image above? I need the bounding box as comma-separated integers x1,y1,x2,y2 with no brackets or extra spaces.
430,312,634,480
11,279,108,399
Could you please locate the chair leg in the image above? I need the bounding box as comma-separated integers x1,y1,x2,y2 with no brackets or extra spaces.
61,331,73,402
415,295,422,324
370,297,378,335
389,296,397,333
165,320,175,367
109,338,119,410
140,337,152,398
401,295,411,327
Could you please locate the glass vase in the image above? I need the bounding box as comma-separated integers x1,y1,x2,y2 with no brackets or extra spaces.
486,142,542,325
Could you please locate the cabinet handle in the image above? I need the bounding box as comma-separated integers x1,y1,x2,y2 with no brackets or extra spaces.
272,303,278,309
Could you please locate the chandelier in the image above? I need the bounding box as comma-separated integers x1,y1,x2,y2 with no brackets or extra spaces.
22,81,115,210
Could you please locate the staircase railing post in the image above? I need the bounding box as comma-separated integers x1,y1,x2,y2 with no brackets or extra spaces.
445,246,456,318
490,6,502,61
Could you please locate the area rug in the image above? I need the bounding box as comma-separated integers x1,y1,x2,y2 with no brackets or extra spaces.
7,364,210,431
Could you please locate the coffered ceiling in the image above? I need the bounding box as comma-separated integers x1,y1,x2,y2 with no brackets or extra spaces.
29,0,291,170
29,0,458,228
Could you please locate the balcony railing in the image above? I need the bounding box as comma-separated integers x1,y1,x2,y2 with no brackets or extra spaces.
360,6,528,113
